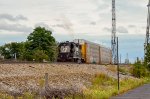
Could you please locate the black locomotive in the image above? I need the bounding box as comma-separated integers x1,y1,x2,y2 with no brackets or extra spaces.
57,41,82,63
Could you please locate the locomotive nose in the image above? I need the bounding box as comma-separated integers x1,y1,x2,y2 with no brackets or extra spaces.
59,53,69,61
60,53,67,57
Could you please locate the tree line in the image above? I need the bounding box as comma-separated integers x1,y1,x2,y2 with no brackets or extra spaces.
0,27,58,62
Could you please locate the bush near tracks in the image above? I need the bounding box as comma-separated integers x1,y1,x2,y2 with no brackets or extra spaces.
131,58,150,78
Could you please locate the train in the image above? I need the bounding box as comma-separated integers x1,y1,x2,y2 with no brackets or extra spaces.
57,39,112,64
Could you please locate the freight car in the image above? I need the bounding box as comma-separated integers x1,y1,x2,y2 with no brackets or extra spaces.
57,39,112,64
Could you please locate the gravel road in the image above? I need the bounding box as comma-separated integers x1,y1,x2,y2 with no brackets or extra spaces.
111,84,150,99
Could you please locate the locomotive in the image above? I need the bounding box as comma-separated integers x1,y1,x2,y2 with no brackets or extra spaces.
57,39,112,64
57,41,82,63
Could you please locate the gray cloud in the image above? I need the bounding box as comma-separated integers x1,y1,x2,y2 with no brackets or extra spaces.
54,19,61,22
89,0,110,11
0,14,28,21
0,22,32,33
128,25,136,28
90,22,97,25
59,15,75,35
52,24,64,28
142,26,146,29
103,26,128,34
35,22,54,31
103,27,111,32
117,26,128,33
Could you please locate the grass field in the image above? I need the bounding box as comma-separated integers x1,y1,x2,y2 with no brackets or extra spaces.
82,73,150,99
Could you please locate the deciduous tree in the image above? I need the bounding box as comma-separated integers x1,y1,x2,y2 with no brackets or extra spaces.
27,27,57,61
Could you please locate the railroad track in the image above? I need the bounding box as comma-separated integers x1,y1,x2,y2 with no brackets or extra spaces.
0,60,81,64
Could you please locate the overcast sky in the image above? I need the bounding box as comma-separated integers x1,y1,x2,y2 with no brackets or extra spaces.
0,0,148,62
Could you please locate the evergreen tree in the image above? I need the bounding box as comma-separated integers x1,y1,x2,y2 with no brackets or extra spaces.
145,44,150,71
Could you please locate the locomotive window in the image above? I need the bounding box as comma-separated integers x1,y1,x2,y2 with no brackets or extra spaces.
70,44,74,53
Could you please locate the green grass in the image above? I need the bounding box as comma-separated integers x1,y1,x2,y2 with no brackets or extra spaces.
82,73,150,99
119,68,128,75
0,93,13,99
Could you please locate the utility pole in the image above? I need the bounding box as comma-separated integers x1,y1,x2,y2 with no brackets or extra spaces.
120,54,121,64
117,37,120,91
112,0,117,64
145,0,150,56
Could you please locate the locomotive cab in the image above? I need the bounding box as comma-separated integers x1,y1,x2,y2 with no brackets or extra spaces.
57,41,82,62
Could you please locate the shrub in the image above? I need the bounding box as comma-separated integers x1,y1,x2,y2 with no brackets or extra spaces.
119,68,128,75
33,50,49,62
132,58,149,78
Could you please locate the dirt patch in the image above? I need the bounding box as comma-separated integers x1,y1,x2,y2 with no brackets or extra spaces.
0,63,133,96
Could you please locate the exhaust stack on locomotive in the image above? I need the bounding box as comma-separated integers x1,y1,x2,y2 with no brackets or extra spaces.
57,39,112,64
